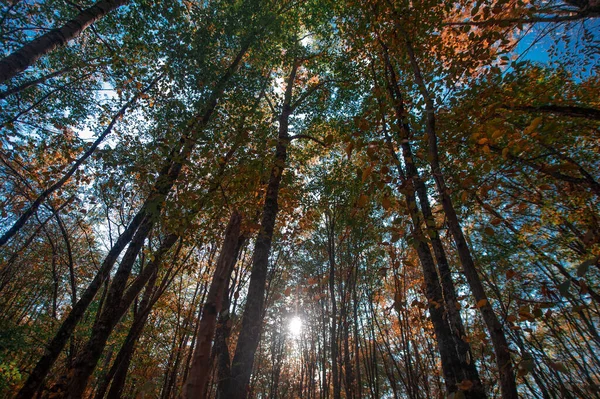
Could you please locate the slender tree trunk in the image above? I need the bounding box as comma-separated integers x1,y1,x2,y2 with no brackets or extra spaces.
224,61,299,399
96,282,155,398
378,44,479,397
63,217,166,397
14,209,145,399
401,35,519,399
183,211,242,398
0,0,128,83
325,211,341,399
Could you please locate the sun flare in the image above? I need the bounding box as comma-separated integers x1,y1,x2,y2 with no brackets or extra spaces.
289,316,303,336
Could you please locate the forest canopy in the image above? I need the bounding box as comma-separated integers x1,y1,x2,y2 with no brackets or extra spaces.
0,0,599,398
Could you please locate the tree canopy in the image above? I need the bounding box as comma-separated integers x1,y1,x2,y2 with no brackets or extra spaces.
0,0,598,398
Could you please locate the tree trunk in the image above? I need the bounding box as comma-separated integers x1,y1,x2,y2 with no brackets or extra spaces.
183,211,242,399
402,35,519,399
94,253,163,399
378,43,481,397
326,211,341,399
0,0,128,83
224,61,299,399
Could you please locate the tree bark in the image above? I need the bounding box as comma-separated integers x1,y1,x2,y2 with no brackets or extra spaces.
183,211,242,399
224,60,299,399
0,0,128,83
402,35,518,399
93,266,159,399
378,41,484,398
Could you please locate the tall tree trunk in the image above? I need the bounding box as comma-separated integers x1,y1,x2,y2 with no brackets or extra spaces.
378,43,482,398
93,267,159,399
63,217,168,398
325,211,341,399
225,60,299,399
401,34,519,399
0,0,128,83
183,211,242,399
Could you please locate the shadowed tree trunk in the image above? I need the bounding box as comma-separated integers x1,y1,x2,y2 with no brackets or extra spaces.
0,0,128,83
183,211,242,399
378,40,486,398
223,60,299,399
94,266,160,399
400,33,519,399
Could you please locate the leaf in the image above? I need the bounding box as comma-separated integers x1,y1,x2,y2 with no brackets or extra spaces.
361,166,372,183
457,380,473,391
381,197,392,210
284,287,292,296
477,138,489,145
548,361,568,374
357,194,368,208
450,391,466,399
484,226,495,236
576,258,596,277
325,134,334,145
505,269,517,279
524,117,543,135
476,299,488,308
345,142,354,159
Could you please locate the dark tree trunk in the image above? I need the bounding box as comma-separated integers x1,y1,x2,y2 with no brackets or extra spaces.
325,211,341,399
95,274,156,399
183,211,242,398
0,0,128,83
401,36,518,399
224,61,299,399
378,42,483,398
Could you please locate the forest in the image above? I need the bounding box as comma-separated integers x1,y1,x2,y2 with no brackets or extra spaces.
0,0,599,398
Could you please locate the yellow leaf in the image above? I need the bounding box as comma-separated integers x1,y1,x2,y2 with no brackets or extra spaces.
502,147,509,159
478,138,489,145
524,117,543,135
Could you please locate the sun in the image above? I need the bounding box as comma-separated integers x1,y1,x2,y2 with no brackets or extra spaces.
289,316,303,337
